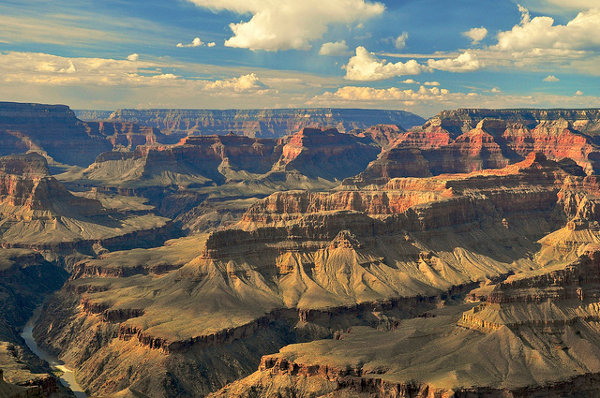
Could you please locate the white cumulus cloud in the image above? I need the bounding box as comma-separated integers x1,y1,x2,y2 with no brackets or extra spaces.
344,46,426,81
177,37,204,48
394,32,408,49
543,75,559,82
313,85,450,101
204,73,265,92
463,27,488,44
495,7,600,52
427,51,482,72
0,52,269,96
185,0,385,51
319,40,351,56
127,53,139,61
539,0,600,9
424,81,440,86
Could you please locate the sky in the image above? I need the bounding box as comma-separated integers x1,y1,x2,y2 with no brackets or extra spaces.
1,0,599,117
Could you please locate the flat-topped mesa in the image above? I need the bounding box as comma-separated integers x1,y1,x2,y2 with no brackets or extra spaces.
0,153,171,249
347,126,515,185
244,152,574,230
0,101,112,166
459,252,600,332
0,101,78,125
0,153,105,214
85,120,164,149
0,152,49,177
240,188,452,227
89,134,283,187
354,109,600,184
275,127,380,180
204,211,379,259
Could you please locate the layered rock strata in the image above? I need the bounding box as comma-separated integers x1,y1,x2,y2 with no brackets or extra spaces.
350,109,600,184
105,108,425,138
33,152,600,397
0,153,171,252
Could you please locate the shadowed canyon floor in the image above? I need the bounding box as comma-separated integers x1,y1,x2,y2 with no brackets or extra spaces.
5,102,600,397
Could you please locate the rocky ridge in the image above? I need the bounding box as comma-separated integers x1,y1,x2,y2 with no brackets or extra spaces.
349,110,600,185
104,108,426,138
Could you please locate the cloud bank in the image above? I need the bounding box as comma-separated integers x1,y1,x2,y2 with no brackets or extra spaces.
186,0,384,51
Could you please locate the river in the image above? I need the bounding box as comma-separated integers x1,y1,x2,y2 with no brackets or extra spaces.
20,306,88,398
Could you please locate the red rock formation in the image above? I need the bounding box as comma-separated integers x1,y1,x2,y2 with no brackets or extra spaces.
275,127,380,180
0,153,105,216
350,124,405,149
85,120,164,149
353,109,600,184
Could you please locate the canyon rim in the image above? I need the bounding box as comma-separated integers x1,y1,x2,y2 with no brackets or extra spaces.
1,1,600,397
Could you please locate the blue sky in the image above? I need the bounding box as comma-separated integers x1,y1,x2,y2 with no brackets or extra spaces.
0,0,599,116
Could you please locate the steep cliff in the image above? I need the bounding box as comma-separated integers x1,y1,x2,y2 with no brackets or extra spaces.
211,250,600,398
274,128,380,180
0,249,70,398
0,102,112,166
0,102,167,167
432,108,600,135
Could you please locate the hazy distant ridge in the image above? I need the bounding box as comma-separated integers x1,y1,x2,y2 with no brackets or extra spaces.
76,108,426,138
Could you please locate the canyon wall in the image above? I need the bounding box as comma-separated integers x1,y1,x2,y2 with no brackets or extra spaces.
105,108,426,138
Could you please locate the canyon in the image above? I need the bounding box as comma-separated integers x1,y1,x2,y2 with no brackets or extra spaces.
3,102,600,397
79,108,426,138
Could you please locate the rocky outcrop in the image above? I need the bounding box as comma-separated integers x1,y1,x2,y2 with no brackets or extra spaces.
431,108,600,135
460,251,600,332
85,120,165,149
0,248,68,398
352,109,600,184
0,102,180,167
0,102,111,166
75,128,376,189
107,108,426,138
274,127,380,180
211,352,600,398
0,153,171,251
349,124,405,149
0,153,105,215
242,152,569,233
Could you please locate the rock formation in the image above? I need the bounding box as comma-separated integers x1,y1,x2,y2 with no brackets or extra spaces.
6,102,600,397
32,151,600,397
0,102,165,167
0,153,171,253
104,108,426,138
349,109,600,185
